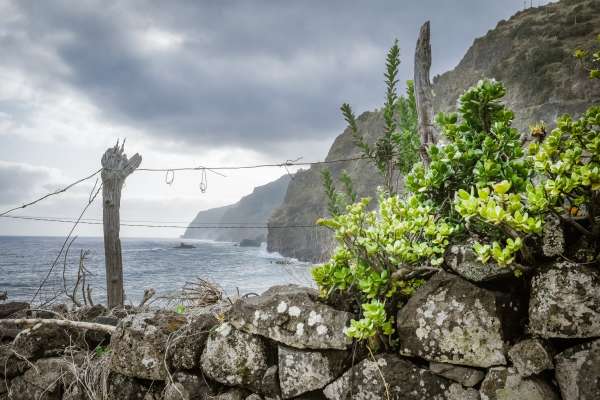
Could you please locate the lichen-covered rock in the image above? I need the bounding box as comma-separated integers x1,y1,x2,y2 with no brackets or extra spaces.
555,340,600,400
396,271,519,368
7,375,61,400
323,353,451,400
0,302,29,319
110,310,186,380
278,345,348,398
429,362,485,387
75,304,107,321
245,395,262,400
214,388,249,400
106,372,163,400
226,285,353,350
6,357,76,400
542,214,564,257
479,367,559,400
0,346,29,379
201,323,270,392
12,323,83,359
445,245,515,282
507,338,553,377
168,312,218,370
529,261,600,338
260,365,281,398
84,316,117,349
447,383,480,400
163,371,213,400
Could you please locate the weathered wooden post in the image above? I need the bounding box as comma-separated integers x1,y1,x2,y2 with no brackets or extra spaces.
101,141,142,308
414,21,438,167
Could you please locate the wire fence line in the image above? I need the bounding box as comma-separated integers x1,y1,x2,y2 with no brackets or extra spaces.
0,214,321,230
0,155,368,218
134,155,368,172
1,153,354,305
0,168,103,217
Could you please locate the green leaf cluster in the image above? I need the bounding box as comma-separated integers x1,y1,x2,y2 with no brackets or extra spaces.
344,300,394,340
406,79,530,212
528,106,600,238
312,193,453,340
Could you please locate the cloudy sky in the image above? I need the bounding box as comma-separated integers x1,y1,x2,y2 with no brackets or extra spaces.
0,0,551,237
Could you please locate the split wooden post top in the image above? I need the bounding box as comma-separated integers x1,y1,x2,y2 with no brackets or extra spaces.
100,140,142,308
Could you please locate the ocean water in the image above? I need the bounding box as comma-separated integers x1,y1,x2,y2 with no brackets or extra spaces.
0,236,314,306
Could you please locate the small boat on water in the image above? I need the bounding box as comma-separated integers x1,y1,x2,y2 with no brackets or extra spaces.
174,242,196,249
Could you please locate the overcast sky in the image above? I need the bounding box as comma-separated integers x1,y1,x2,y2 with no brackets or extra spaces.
0,0,552,237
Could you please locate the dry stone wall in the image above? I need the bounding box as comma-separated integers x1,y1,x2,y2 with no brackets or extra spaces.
1,245,600,400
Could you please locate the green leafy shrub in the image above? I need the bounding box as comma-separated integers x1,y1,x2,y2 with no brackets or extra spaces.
313,193,454,342
528,106,600,245
314,42,600,343
406,79,530,212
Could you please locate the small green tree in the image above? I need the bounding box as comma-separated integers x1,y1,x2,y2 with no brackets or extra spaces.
340,40,420,195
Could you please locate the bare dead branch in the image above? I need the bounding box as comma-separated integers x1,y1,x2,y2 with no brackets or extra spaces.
1,318,116,334
414,21,438,167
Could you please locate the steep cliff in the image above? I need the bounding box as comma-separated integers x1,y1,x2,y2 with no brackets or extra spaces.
268,0,600,262
432,0,600,131
267,111,384,261
184,174,291,243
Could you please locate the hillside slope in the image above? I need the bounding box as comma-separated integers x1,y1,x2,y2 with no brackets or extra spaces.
268,0,600,262
184,174,291,243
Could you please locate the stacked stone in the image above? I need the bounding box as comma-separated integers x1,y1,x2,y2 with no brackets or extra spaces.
2,218,600,399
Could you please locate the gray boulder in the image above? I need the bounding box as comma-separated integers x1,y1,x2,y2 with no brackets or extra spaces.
447,383,480,400
529,261,600,338
168,312,218,370
7,357,75,400
323,353,452,400
201,323,270,392
214,388,248,400
542,214,565,257
429,362,485,387
445,245,515,282
12,323,83,359
226,285,353,350
278,345,348,398
396,271,519,368
0,346,29,379
110,310,187,380
507,338,553,377
479,367,559,400
555,340,600,400
260,365,281,398
105,372,163,400
0,302,29,319
163,371,212,400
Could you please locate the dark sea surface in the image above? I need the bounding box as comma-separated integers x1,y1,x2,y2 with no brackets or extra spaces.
0,236,313,305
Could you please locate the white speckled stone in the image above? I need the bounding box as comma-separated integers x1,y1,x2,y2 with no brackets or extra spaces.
529,261,600,338
397,272,517,368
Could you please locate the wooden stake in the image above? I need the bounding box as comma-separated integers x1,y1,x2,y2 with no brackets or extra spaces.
101,141,141,308
414,21,438,167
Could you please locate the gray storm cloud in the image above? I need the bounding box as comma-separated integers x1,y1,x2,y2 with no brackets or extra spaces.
0,161,56,203
1,0,546,154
